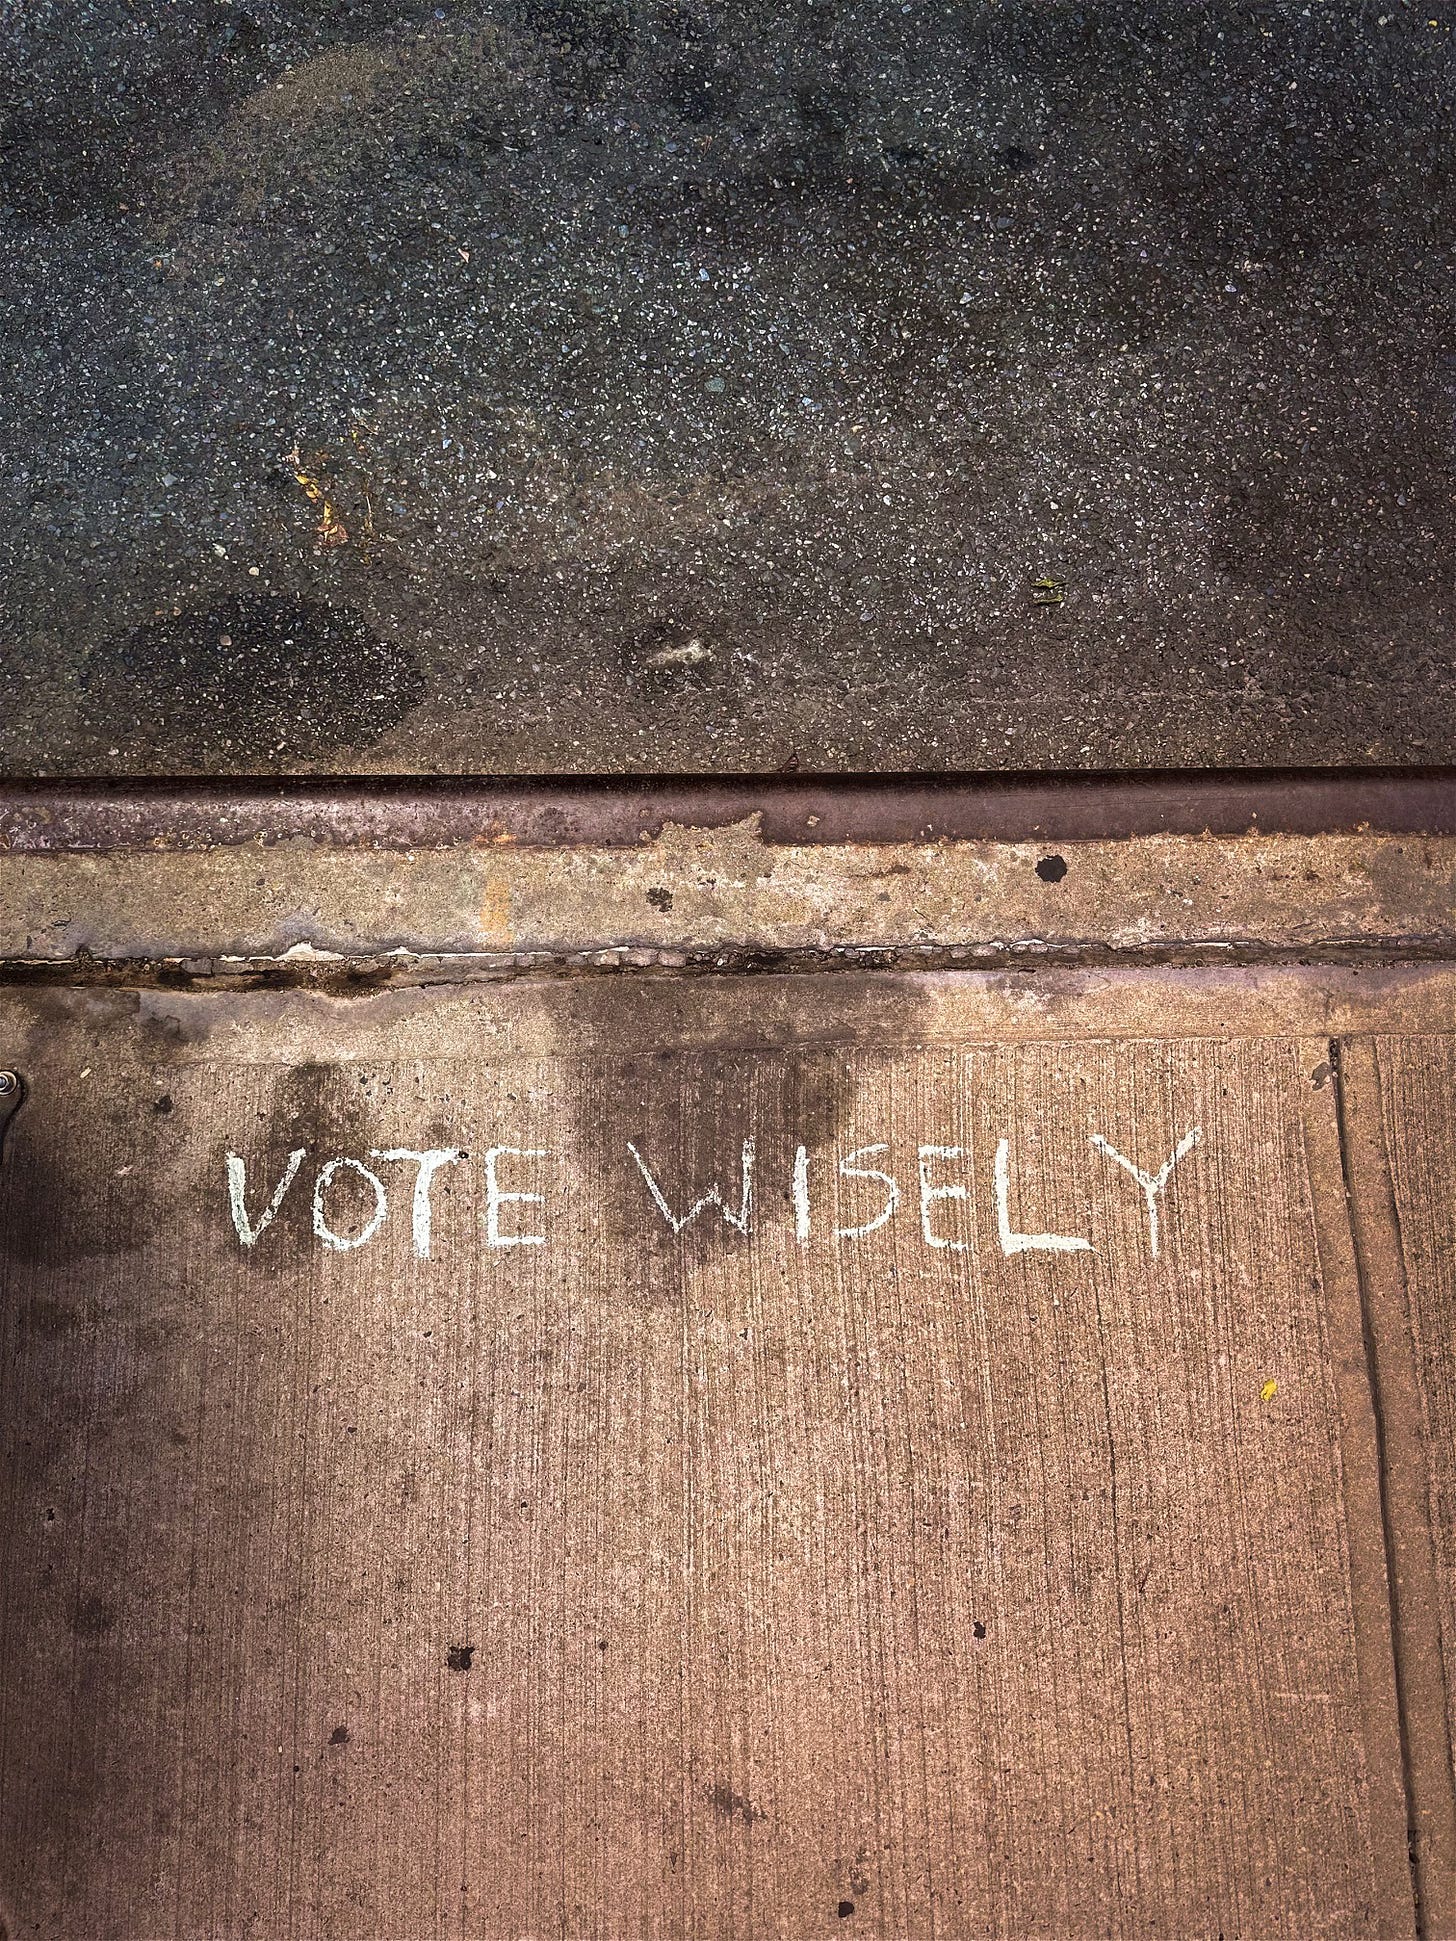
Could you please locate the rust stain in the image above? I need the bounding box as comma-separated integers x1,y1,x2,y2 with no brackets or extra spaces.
479,873,514,946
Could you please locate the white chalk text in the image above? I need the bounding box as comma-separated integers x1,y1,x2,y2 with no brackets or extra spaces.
225,1127,1202,1263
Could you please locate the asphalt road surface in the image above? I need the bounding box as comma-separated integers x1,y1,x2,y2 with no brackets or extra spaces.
2,1,1453,774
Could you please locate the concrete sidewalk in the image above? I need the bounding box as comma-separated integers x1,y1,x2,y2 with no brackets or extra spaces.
3,960,1454,1937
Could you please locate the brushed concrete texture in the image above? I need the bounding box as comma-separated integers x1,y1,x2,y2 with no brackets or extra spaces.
1371,1039,1456,1849
1337,1037,1456,1937
0,976,1420,1935
1,2,1454,775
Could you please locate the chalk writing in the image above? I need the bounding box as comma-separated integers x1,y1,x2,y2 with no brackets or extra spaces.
224,1128,1203,1264
227,1145,305,1247
918,1145,970,1252
994,1138,1093,1256
626,1138,755,1235
370,1148,463,1258
836,1144,900,1240
1090,1128,1201,1257
484,1145,548,1247
313,1156,388,1252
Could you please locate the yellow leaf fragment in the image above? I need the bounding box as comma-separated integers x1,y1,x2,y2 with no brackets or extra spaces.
287,443,349,547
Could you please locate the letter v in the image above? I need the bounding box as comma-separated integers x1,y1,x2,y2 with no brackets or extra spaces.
227,1147,307,1247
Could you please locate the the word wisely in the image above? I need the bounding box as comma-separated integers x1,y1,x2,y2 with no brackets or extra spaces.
225,1127,1202,1262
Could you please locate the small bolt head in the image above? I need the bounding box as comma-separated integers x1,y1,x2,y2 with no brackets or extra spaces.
0,1071,18,1096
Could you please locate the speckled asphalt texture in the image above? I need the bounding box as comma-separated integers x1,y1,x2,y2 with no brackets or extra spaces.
1,1,1453,774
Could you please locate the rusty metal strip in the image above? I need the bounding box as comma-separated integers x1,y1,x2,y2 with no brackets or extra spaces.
4,768,1456,852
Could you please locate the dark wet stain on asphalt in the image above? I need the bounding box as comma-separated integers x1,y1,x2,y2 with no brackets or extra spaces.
82,594,426,763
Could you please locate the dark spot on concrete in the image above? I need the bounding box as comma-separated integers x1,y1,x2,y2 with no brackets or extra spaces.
446,1643,475,1671
973,1619,987,1639
0,1039,149,1268
849,1874,869,1898
647,886,674,912
996,143,1036,171
706,1781,763,1826
838,1900,856,1918
329,1723,350,1745
245,1061,378,1241
1310,1061,1332,1089
152,1093,174,1115
71,1595,116,1637
82,595,425,767
1036,854,1069,883
17,1296,80,1337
